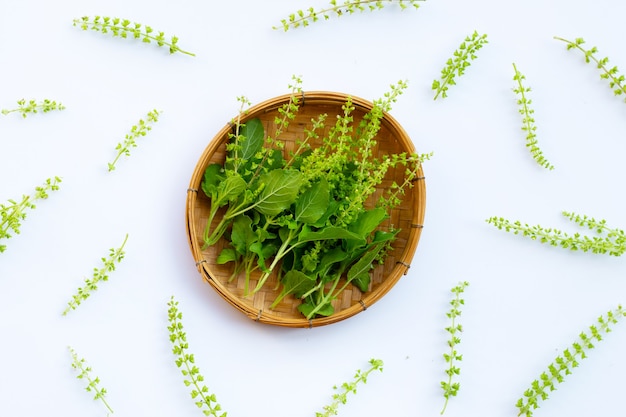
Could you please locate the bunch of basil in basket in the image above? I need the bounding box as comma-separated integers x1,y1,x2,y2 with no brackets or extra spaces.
201,81,429,319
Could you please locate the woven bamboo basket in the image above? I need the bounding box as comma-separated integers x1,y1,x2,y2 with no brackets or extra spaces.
186,91,426,328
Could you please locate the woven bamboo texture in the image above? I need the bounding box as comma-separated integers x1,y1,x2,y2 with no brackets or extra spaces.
186,91,426,328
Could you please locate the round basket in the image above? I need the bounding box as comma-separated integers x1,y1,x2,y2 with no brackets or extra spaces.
185,91,426,328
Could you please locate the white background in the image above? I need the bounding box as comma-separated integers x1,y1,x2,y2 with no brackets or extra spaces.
1,0,626,416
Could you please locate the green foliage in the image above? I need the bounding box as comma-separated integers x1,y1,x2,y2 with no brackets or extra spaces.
1,99,65,118
486,211,626,256
440,281,469,415
316,358,383,417
432,31,488,100
201,77,432,319
516,305,626,417
167,296,227,417
63,234,129,315
254,169,304,216
0,177,61,253
108,109,161,171
274,0,422,31
68,346,114,415
73,16,195,56
512,63,554,170
554,36,626,100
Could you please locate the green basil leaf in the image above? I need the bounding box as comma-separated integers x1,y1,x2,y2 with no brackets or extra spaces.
310,200,339,228
372,229,400,243
348,207,388,237
295,179,330,224
344,208,390,253
351,272,371,292
270,269,317,308
216,175,247,207
239,118,264,160
250,241,278,273
201,163,223,198
347,242,385,282
298,226,365,244
216,248,238,265
255,169,303,216
230,215,256,255
281,270,317,298
317,247,349,277
298,301,334,317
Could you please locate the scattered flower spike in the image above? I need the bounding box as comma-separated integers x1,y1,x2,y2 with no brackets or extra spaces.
516,305,626,417
0,177,61,253
432,31,488,100
68,346,114,415
73,16,195,56
440,281,469,415
167,296,227,417
512,63,554,170
316,358,384,417
1,99,65,118
554,36,626,101
108,109,161,171
486,211,626,256
62,234,129,315
274,0,422,31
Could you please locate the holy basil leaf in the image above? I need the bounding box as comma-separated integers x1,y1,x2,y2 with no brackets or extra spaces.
282,270,317,298
201,163,224,198
347,242,385,282
311,199,339,228
216,248,238,264
349,207,388,238
250,240,278,273
255,169,303,216
372,229,400,243
271,269,316,308
230,215,256,255
298,226,364,244
239,118,264,160
215,175,247,207
255,226,276,243
317,247,349,277
345,209,392,253
352,272,371,292
295,179,330,224
298,300,334,318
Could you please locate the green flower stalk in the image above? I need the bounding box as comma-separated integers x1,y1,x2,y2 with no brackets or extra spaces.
167,296,226,417
274,0,422,31
554,36,626,101
1,99,65,118
63,234,129,315
486,211,626,256
73,16,195,56
108,109,161,171
440,281,469,415
0,177,61,253
69,347,114,415
316,358,384,417
516,305,626,417
432,31,488,100
512,63,554,170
